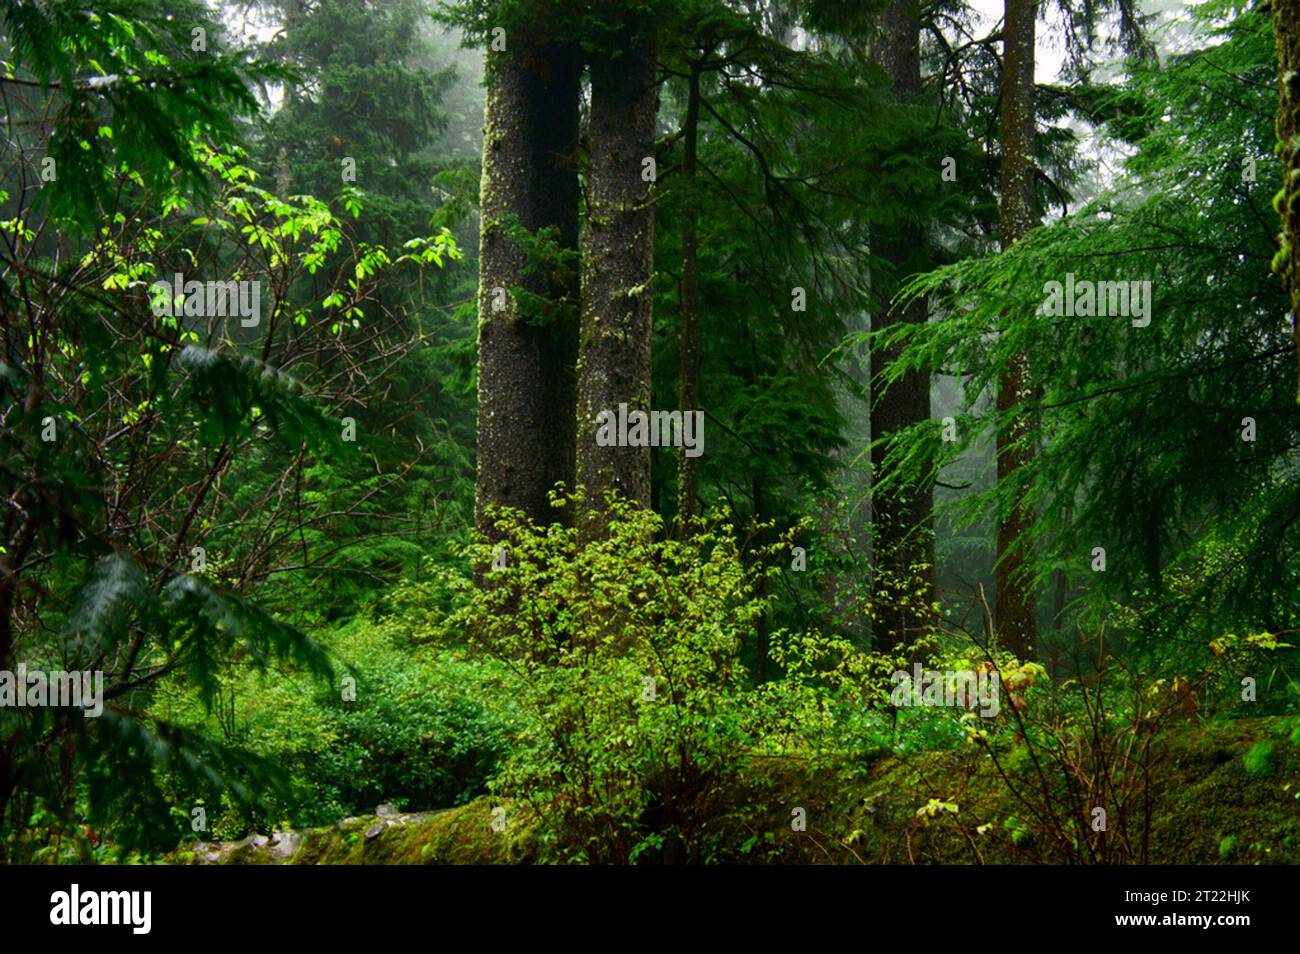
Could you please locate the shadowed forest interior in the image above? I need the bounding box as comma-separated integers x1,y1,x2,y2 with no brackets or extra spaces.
1,0,1299,866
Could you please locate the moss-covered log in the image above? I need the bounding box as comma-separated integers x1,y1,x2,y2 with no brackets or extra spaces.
174,718,1299,865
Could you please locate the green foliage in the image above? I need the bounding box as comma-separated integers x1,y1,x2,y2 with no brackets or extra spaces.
0,0,462,858
233,0,481,621
876,0,1299,661
312,647,512,817
450,497,817,862
249,0,464,244
7,0,1298,866
1004,814,1031,847
179,346,344,452
2,0,280,228
151,616,511,839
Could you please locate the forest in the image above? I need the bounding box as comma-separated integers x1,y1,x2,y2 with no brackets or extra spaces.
1,0,1299,870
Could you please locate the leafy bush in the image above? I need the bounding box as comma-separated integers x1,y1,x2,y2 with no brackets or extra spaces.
312,648,512,814
151,616,512,841
450,497,817,863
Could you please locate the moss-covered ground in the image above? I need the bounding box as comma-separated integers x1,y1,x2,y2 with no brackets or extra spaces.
171,716,1299,865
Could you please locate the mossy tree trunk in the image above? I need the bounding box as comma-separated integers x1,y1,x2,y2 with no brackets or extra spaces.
870,0,936,653
575,15,658,538
994,0,1039,660
677,58,703,532
475,39,582,541
1273,0,1300,402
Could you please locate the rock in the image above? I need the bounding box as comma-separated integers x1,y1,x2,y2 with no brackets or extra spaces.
376,803,398,817
166,799,538,865
270,831,301,861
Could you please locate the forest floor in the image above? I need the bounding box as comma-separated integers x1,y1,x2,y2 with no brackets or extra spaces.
172,716,1299,865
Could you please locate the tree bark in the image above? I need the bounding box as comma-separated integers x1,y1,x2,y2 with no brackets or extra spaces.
1273,0,1300,402
474,40,582,539
995,0,1039,659
870,0,935,653
576,17,658,537
677,60,703,531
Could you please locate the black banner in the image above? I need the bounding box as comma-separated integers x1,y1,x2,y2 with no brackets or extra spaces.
0,864,1284,942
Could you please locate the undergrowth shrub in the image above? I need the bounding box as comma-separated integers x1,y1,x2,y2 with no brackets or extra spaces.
151,615,512,841
449,497,829,863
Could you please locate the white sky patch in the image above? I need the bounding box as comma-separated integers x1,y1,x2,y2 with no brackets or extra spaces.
963,0,1212,216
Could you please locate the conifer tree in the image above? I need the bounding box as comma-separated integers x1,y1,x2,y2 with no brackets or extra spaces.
475,35,582,535
870,0,936,651
994,0,1040,659
575,8,659,537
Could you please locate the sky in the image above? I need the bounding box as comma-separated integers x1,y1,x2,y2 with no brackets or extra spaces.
968,0,1206,82
959,0,1211,211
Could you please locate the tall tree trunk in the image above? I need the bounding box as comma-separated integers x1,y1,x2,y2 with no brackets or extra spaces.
677,60,703,531
1273,0,1300,401
870,0,935,653
753,471,770,681
995,0,1039,659
576,17,658,538
475,40,582,540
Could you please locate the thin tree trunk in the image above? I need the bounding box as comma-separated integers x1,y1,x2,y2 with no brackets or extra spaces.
1273,0,1300,401
1049,566,1066,677
576,16,658,538
475,40,582,540
870,0,935,653
753,472,769,681
995,0,1039,659
677,60,703,531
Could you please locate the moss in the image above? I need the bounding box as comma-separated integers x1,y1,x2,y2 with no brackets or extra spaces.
1244,740,1276,778
171,717,1300,865
1272,245,1290,274
732,717,1300,865
172,800,538,866
1218,835,1237,859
